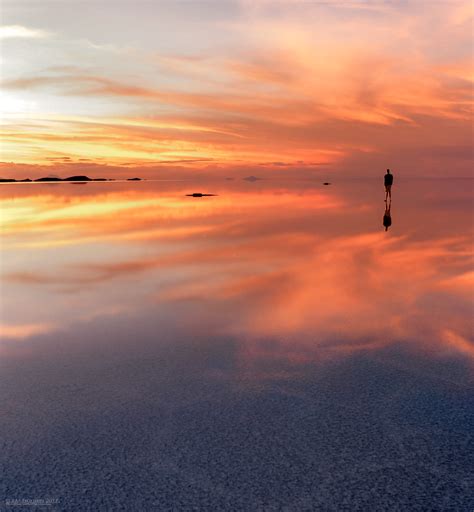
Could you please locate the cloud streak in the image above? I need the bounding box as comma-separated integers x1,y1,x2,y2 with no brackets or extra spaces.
0,25,50,39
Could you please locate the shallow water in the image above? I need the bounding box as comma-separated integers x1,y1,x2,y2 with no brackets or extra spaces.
1,178,473,510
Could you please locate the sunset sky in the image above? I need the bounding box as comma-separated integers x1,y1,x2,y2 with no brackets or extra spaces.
1,0,472,178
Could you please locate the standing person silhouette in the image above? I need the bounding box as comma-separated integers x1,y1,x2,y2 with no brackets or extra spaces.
384,169,393,201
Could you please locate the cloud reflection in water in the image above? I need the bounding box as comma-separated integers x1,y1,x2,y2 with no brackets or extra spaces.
1,178,472,364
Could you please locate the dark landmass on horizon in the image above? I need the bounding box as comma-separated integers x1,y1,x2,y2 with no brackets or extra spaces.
0,175,144,183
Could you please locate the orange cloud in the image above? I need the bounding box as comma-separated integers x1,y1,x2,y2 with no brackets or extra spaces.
0,323,57,339
1,0,472,174
2,12,472,173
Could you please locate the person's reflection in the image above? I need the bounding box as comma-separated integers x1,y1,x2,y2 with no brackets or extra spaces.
383,200,392,231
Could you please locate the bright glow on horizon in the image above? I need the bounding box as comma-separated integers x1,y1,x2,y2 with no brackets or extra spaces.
0,25,50,39
0,92,37,114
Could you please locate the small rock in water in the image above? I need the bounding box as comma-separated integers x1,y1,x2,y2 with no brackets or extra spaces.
186,193,216,197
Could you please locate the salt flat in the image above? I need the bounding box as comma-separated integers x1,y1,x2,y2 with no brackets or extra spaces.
1,178,473,510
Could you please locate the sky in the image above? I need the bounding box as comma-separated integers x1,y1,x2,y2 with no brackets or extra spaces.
0,0,473,178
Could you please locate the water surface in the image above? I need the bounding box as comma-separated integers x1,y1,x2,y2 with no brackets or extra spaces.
1,178,473,510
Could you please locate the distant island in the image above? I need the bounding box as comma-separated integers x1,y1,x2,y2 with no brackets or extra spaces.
0,175,143,183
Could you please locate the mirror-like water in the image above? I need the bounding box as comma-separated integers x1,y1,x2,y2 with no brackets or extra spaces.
1,178,472,510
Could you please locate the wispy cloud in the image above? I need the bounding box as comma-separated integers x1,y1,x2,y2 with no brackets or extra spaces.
0,25,50,39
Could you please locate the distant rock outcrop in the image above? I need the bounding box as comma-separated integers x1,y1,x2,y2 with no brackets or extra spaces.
243,176,261,182
1,175,142,184
186,193,217,197
35,177,62,182
63,175,92,181
0,178,32,182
